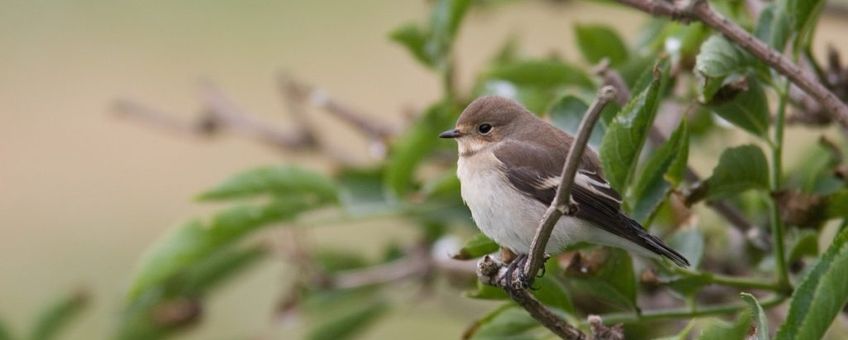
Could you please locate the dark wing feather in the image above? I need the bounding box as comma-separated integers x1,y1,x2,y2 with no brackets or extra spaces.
493,141,689,266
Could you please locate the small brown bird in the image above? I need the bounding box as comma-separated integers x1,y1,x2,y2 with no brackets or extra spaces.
439,96,688,274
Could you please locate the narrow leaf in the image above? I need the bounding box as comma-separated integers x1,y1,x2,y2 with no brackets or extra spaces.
197,166,337,203
705,145,769,199
777,228,848,340
180,245,268,296
600,68,663,191
574,24,629,66
629,120,689,221
741,293,769,340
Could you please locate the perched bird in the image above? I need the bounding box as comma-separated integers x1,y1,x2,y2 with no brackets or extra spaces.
439,96,688,278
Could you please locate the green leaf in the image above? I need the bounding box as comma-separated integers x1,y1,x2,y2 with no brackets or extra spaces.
0,319,12,340
629,120,689,221
385,102,453,197
307,299,388,340
574,24,629,66
389,24,432,67
741,293,769,340
548,95,606,149
777,0,825,45
486,59,594,89
567,249,637,310
777,227,848,340
197,166,337,203
468,305,551,340
707,78,770,137
180,245,267,296
337,167,390,216
826,190,848,219
453,233,499,260
531,261,576,314
697,311,753,340
389,0,471,69
600,67,663,191
789,230,819,263
126,199,313,300
29,291,88,340
667,227,704,268
705,145,769,199
755,4,791,50
695,35,749,103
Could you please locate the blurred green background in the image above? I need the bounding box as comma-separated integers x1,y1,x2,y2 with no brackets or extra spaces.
2,1,848,339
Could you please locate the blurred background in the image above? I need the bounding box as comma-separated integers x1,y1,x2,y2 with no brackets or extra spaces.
2,1,848,339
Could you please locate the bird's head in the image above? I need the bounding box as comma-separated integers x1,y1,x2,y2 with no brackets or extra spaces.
439,96,533,156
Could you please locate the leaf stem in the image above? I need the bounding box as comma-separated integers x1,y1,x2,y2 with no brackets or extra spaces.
769,79,792,292
671,266,782,291
595,294,786,325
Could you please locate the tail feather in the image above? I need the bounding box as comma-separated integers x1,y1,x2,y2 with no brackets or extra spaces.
626,217,690,267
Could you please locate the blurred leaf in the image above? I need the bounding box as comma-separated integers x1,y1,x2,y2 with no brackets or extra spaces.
697,311,752,340
313,248,371,274
777,0,825,46
574,24,629,66
486,59,594,89
705,145,769,199
629,120,689,221
337,167,390,216
29,291,88,340
654,321,695,340
466,281,509,301
307,299,388,340
826,190,848,219
0,320,12,340
127,199,313,300
197,166,337,203
180,245,267,296
453,233,499,260
792,140,841,194
421,171,461,199
664,272,711,296
789,230,819,263
667,227,704,268
708,79,770,138
548,95,606,149
741,293,769,340
385,102,453,197
755,4,791,51
695,35,749,103
389,0,471,69
568,249,637,310
468,305,551,340
531,261,575,314
777,228,848,340
600,66,662,191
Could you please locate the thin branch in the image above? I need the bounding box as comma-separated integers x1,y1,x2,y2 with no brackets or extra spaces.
615,0,848,129
508,289,587,339
594,294,786,325
523,86,618,280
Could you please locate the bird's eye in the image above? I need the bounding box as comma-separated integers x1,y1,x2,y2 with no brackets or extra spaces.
478,123,493,134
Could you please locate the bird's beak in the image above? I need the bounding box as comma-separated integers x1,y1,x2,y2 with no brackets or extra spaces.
439,129,462,139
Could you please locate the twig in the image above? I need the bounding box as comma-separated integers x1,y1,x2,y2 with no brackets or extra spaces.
615,0,848,129
508,289,587,339
594,293,786,325
523,86,618,280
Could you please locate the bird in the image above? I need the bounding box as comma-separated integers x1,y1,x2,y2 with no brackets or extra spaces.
439,96,689,284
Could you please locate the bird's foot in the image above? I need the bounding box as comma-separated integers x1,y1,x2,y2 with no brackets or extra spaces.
501,255,535,291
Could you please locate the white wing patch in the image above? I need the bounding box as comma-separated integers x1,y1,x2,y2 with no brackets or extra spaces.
531,170,622,205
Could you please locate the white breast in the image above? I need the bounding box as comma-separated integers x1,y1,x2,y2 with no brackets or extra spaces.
456,151,641,256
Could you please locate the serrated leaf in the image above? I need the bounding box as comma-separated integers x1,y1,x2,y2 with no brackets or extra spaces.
29,291,88,340
307,299,388,340
197,166,337,203
705,145,769,199
667,227,704,268
629,120,688,221
695,35,749,102
486,59,594,89
548,95,606,149
127,199,313,300
386,102,453,197
574,24,629,66
453,233,499,260
468,305,552,340
600,67,663,192
777,228,848,340
707,78,770,137
741,293,769,340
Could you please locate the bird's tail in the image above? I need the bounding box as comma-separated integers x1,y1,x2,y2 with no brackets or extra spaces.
624,216,690,267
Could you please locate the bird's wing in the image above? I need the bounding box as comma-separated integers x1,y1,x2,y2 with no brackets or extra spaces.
493,140,689,266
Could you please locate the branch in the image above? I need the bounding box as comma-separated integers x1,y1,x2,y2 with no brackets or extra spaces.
594,293,786,325
615,0,848,129
523,86,618,279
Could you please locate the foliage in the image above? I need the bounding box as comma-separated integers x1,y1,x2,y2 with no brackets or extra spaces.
29,0,848,339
